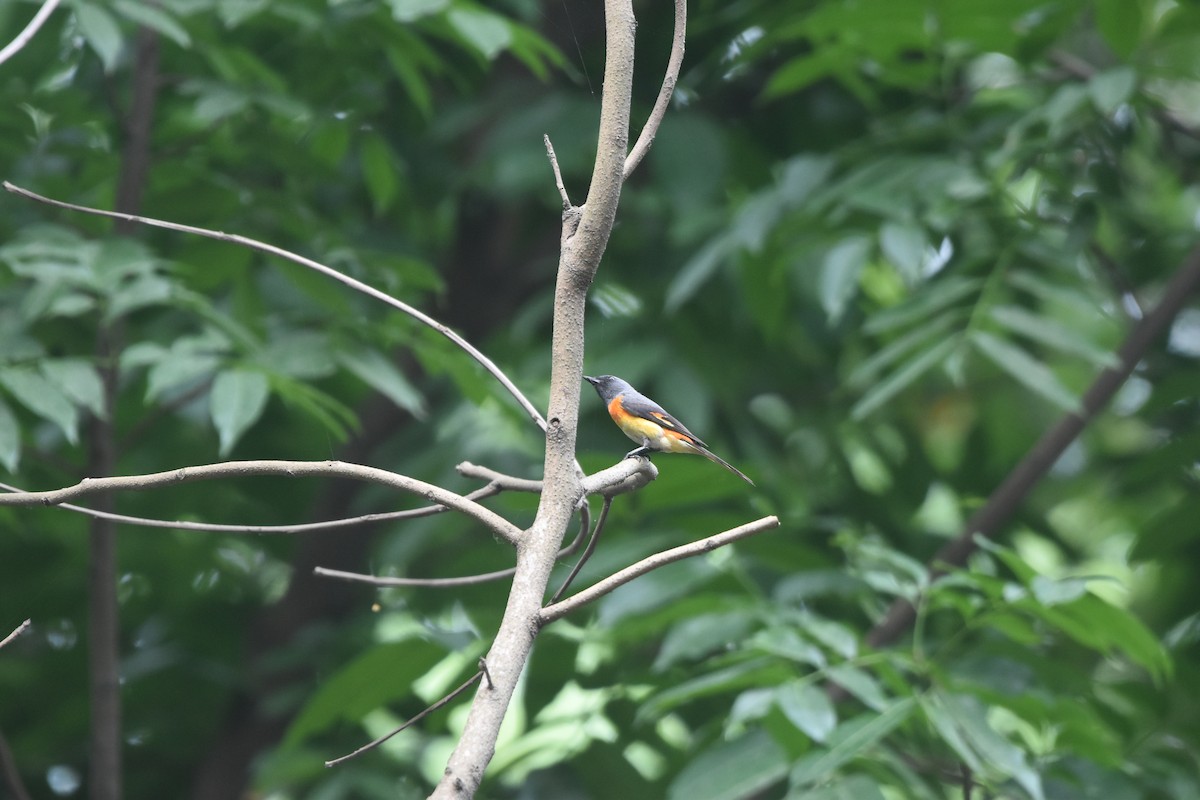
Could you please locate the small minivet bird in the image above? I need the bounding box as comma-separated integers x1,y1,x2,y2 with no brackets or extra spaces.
584,374,754,485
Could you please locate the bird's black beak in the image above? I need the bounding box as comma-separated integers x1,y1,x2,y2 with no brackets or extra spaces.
583,375,599,386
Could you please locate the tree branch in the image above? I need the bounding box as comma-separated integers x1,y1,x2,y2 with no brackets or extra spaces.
2,181,551,441
539,515,780,625
0,619,31,651
0,460,524,545
326,668,485,768
550,496,611,603
0,479,501,535
313,501,591,588
862,243,1200,652
623,0,686,180
543,134,571,209
0,0,61,67
430,0,639,794
458,455,657,499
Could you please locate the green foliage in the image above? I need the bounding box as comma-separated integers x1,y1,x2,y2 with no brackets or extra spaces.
2,0,1200,798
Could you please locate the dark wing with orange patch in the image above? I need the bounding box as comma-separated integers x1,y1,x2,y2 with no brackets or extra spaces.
617,390,708,448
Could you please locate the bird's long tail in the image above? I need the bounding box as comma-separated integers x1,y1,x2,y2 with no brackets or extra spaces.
697,446,755,485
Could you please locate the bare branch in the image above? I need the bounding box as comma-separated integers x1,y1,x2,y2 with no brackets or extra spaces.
456,462,543,493
459,456,656,499
539,515,780,625
581,456,657,497
0,620,31,651
432,0,640,792
313,502,592,588
2,181,550,439
544,134,571,209
0,479,502,534
0,460,523,545
623,0,686,180
550,496,611,603
0,0,62,67
325,668,484,768
861,242,1200,652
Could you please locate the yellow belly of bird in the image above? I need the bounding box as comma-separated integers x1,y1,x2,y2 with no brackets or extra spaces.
619,416,696,454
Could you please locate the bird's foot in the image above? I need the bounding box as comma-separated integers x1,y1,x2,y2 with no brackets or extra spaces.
624,446,652,460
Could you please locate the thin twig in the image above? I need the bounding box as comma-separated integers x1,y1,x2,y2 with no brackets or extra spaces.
623,0,687,180
550,496,611,603
459,457,657,498
457,462,543,493
544,134,571,209
0,459,524,545
313,501,592,588
0,620,31,651
539,515,780,624
0,479,502,534
2,182,551,440
0,0,62,67
325,669,484,768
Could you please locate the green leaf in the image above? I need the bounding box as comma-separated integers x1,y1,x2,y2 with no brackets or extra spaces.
145,353,220,402
1089,67,1138,115
105,276,174,321
777,681,837,742
217,0,271,28
285,640,446,745
798,612,858,659
863,276,982,334
748,627,827,667
790,698,917,786
820,236,871,324
360,132,399,215
666,234,730,312
1095,0,1144,60
268,373,357,441
259,332,336,380
1029,575,1089,606
210,369,269,457
386,43,434,118
971,330,1082,412
339,349,427,419
1040,594,1172,682
765,50,839,99
727,688,775,731
851,336,958,420
879,222,927,284
112,0,192,47
667,728,789,800
789,775,888,800
825,664,890,712
447,7,511,60
75,3,124,72
653,610,755,671
0,398,19,471
988,305,1119,368
922,691,1044,800
0,367,79,444
41,359,106,420
637,657,792,722
386,0,450,23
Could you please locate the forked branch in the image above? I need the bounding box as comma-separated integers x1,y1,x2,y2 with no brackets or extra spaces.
0,460,523,545
540,515,780,624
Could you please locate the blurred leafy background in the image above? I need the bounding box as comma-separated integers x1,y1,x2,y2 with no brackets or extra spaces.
1,0,1199,797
